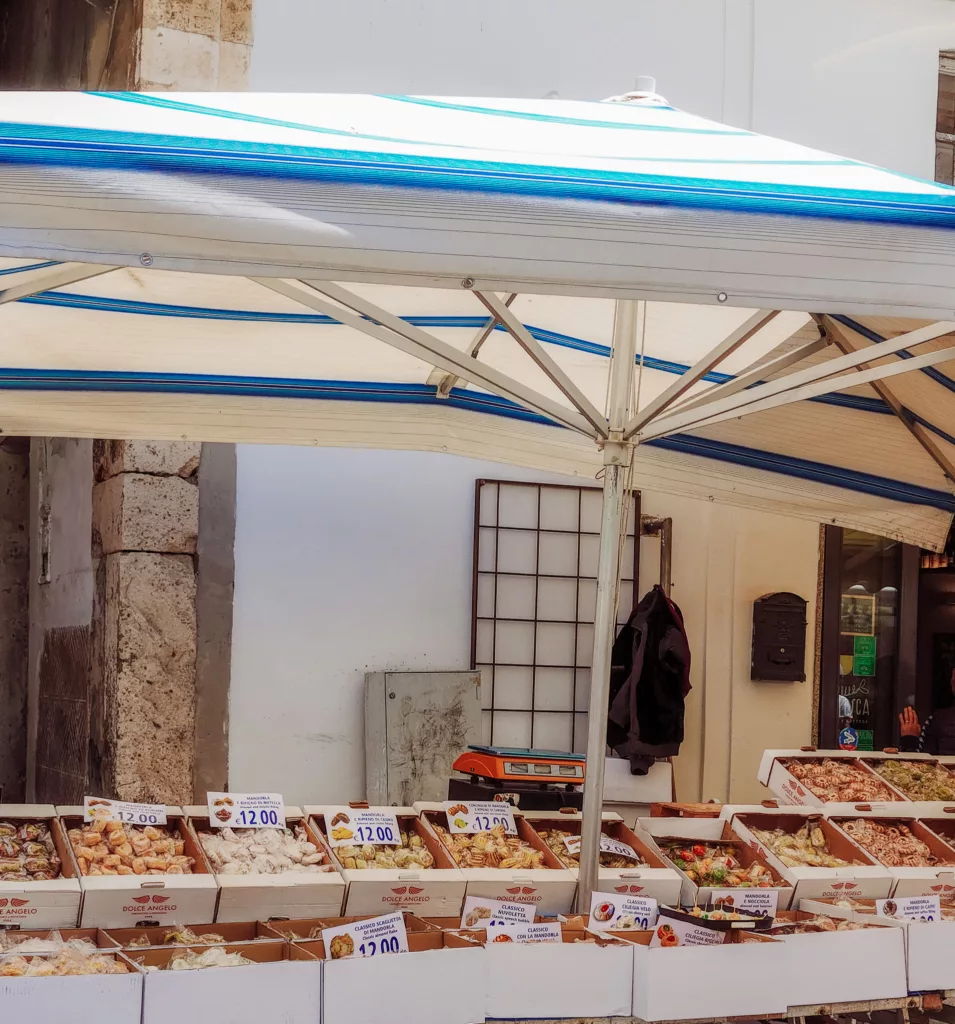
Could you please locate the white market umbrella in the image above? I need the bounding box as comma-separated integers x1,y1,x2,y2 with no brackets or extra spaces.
3,90,955,905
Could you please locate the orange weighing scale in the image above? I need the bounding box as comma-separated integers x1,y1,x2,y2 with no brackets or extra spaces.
449,745,586,810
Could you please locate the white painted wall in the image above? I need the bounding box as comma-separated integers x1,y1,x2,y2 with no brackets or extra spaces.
230,0,946,803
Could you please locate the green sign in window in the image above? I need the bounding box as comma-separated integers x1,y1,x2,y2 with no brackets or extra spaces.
853,654,876,677
857,729,874,751
853,635,876,658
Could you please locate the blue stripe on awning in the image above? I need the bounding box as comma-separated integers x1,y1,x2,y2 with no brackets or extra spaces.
2,122,955,227
0,365,950,512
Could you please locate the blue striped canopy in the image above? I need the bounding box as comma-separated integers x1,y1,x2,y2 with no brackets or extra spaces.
0,92,953,548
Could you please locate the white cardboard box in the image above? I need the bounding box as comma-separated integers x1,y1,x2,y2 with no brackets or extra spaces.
303,932,485,1024
0,954,143,1022
525,815,682,906
757,749,932,787
0,805,82,928
309,806,466,917
800,897,955,992
636,818,794,909
480,927,634,1019
60,812,219,928
826,815,955,897
185,808,346,922
759,753,907,811
627,931,788,1022
137,942,321,1024
418,808,577,916
770,912,908,1006
729,810,892,902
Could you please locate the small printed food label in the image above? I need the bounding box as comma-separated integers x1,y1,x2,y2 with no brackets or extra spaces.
84,797,166,826
650,917,724,948
708,888,778,917
461,896,535,929
322,912,410,959
589,891,658,930
486,922,561,944
324,807,402,848
206,792,284,829
876,895,941,922
444,800,517,835
563,834,640,862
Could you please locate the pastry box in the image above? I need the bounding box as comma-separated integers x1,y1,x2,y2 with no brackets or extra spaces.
0,949,143,1021
417,807,577,916
308,805,467,917
58,808,218,927
636,818,794,909
298,929,485,1024
826,814,955,897
0,805,82,928
758,752,907,810
524,813,682,906
622,929,788,1022
133,941,321,1024
104,920,281,949
185,805,345,922
468,921,634,1019
728,810,891,901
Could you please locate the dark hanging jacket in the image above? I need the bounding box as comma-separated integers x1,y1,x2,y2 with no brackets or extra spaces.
607,585,691,775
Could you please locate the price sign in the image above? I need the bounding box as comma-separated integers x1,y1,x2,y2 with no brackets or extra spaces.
444,800,517,835
461,896,535,930
323,807,402,848
650,917,724,948
486,922,561,944
589,891,658,931
322,912,409,959
709,889,779,918
563,834,640,862
206,792,284,829
84,797,167,826
876,895,941,922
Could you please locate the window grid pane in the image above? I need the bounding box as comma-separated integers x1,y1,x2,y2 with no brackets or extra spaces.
472,480,639,752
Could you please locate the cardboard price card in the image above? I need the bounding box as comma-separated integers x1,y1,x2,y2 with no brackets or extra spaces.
84,797,167,826
461,896,535,929
486,922,562,944
563,834,640,862
322,911,410,959
324,807,402,848
444,800,517,835
709,888,779,918
207,792,284,829
877,895,942,922
590,891,658,930
650,917,724,948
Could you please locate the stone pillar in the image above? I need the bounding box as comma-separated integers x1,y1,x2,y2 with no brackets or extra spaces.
90,442,200,802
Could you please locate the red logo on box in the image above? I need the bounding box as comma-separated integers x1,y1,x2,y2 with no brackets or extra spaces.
391,887,407,895
614,885,644,894
931,884,955,893
151,896,170,904
408,886,424,894
132,896,151,905
0,899,8,908
506,887,521,895
10,899,27,907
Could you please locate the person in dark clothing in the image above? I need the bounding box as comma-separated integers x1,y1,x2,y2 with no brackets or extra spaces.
899,668,955,753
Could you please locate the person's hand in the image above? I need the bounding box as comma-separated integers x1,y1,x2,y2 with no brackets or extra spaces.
899,706,921,738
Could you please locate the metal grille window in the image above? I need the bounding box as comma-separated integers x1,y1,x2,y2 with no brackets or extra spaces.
471,479,643,752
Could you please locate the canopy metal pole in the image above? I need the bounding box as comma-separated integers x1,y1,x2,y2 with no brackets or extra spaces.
577,299,640,911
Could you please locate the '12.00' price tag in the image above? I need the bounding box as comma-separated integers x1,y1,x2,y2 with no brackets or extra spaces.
563,834,640,862
322,912,409,959
84,797,167,826
444,800,517,835
207,792,284,829
323,807,402,848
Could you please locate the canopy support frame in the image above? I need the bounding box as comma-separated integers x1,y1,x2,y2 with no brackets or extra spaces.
253,278,599,437
0,261,118,304
427,293,517,397
820,314,955,486
577,298,640,913
636,319,955,441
